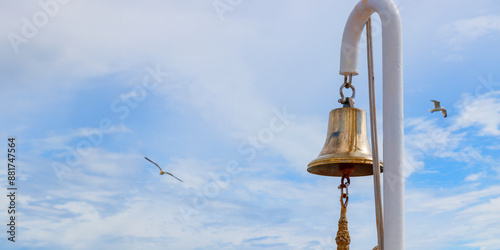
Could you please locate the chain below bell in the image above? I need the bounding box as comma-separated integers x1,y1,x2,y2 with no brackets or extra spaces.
307,106,382,177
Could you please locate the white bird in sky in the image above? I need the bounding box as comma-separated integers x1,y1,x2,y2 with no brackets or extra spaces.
429,100,447,118
144,157,183,182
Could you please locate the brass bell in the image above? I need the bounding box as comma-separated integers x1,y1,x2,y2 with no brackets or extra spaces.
308,104,382,177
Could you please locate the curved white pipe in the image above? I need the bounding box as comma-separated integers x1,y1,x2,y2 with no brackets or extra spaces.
339,1,404,249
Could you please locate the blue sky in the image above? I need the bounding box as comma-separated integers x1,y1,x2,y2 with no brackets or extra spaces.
1,0,500,249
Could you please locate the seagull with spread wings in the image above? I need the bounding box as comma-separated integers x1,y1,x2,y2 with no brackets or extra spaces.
429,100,447,118
144,157,183,182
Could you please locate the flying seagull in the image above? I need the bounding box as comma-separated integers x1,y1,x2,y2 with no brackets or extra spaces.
429,100,447,118
144,157,183,182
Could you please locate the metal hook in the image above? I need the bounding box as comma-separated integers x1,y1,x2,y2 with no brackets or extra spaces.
338,75,356,104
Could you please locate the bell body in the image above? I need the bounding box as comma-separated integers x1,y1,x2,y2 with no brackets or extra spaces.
308,107,382,177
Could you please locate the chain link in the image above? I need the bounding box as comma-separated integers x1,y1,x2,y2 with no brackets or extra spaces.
338,174,350,208
339,75,356,104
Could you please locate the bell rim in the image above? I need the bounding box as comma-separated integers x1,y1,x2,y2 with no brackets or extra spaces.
308,157,383,167
307,157,383,177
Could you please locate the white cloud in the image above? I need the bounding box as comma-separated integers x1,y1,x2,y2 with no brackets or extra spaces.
455,197,500,250
78,124,131,136
28,124,132,162
267,116,326,172
438,15,500,63
404,90,500,177
407,185,500,214
16,157,383,249
440,15,500,50
404,117,466,176
465,172,484,182
454,91,500,136
406,185,500,249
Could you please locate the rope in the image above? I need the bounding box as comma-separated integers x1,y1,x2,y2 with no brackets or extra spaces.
367,17,384,250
